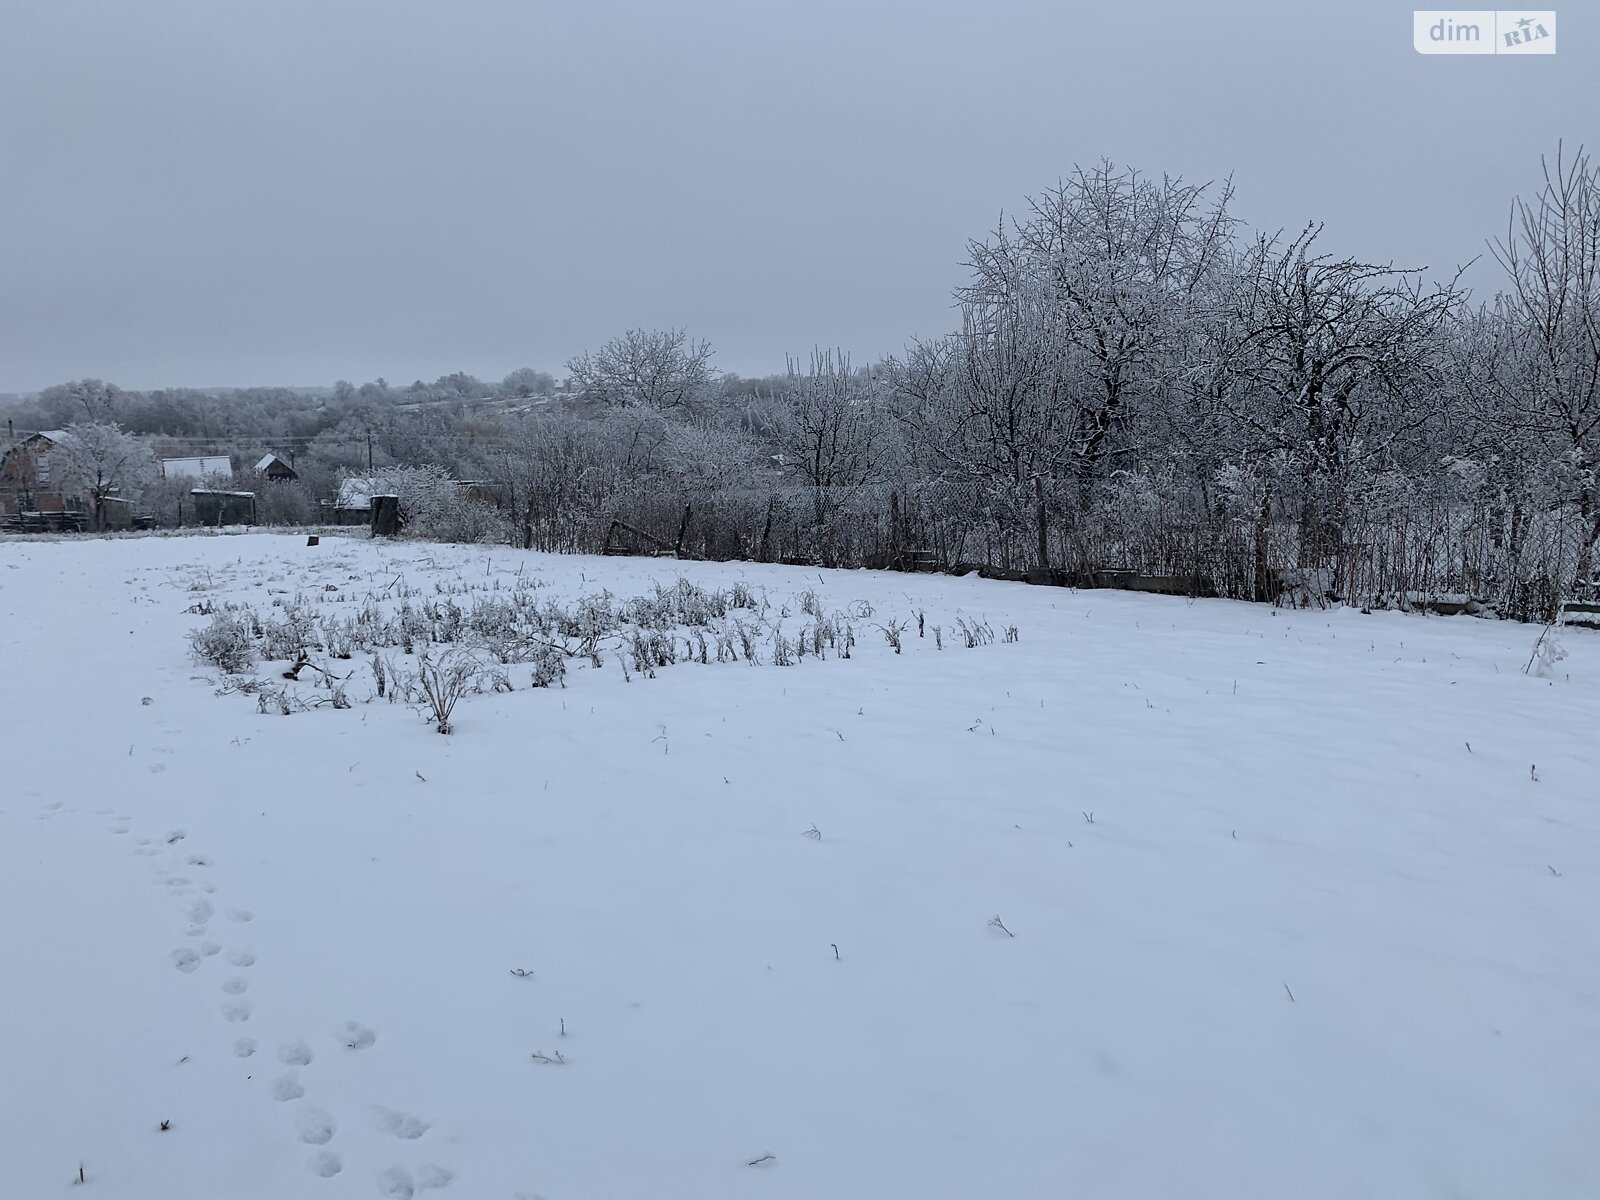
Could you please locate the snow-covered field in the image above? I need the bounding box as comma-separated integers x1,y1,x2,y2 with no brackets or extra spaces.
2,531,1598,1199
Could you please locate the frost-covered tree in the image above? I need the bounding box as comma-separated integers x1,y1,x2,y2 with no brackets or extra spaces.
1481,145,1600,594
1212,224,1465,568
494,412,620,551
56,422,160,530
961,162,1237,500
774,350,884,527
37,378,124,426
500,367,556,399
566,328,716,411
340,464,456,531
434,372,486,400
893,287,1078,567
660,421,762,495
4,148,1597,615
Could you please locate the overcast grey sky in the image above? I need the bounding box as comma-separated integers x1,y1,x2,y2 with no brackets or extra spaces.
0,0,1593,392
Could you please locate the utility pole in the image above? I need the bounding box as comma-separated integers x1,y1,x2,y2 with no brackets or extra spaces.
367,430,374,472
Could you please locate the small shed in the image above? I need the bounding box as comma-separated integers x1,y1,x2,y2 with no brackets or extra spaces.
191,489,256,526
334,476,376,525
99,496,135,530
255,453,298,481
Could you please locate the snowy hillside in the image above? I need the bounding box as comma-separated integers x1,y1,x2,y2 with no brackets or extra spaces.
2,532,1598,1199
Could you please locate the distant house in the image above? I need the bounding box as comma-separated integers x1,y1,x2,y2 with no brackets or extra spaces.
191,489,256,526
0,431,87,528
333,475,378,524
457,480,508,506
326,473,504,528
255,453,298,481
162,455,233,480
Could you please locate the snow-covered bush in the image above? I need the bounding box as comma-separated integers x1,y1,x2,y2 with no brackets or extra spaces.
338,465,457,534
412,492,509,544
417,650,479,733
1528,626,1569,678
529,643,567,688
258,598,319,661
192,558,999,734
189,612,256,673
254,480,316,526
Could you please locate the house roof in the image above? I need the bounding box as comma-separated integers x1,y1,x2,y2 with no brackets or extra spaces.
163,455,233,479
191,489,256,498
337,477,377,509
255,453,294,472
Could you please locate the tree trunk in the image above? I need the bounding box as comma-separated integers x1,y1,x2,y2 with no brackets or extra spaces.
1034,475,1048,570
674,504,693,559
889,491,903,567
1254,491,1273,602
1574,509,1600,600
759,498,775,563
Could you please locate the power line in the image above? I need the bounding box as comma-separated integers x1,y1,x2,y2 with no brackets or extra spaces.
11,431,524,447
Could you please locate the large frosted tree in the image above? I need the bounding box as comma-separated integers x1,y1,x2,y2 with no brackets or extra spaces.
1211,225,1465,569
774,350,884,529
1481,145,1600,595
566,328,716,411
959,162,1237,502
56,423,160,530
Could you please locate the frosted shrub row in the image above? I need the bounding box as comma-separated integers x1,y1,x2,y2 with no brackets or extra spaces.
184,573,1012,731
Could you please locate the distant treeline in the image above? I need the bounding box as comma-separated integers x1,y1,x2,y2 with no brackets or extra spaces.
7,150,1600,622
